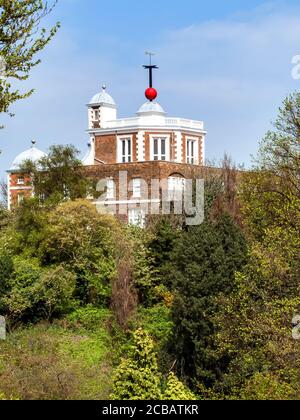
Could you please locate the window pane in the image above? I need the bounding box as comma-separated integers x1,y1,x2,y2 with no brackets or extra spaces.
128,140,132,162
127,139,131,156
154,139,158,155
161,138,166,155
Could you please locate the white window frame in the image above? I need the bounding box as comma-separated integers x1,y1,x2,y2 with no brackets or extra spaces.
17,176,25,185
150,135,170,161
186,137,199,165
117,135,133,163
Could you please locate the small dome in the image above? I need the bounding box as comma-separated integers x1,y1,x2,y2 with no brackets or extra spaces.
9,144,46,172
137,101,166,116
89,85,116,107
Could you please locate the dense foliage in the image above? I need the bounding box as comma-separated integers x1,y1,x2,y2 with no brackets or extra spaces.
0,92,299,400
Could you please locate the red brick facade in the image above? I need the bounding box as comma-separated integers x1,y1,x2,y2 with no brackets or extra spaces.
94,131,204,165
8,173,33,208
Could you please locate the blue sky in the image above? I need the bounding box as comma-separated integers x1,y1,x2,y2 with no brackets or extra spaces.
1,0,300,176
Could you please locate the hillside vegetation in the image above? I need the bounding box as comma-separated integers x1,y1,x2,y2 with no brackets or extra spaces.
0,93,299,400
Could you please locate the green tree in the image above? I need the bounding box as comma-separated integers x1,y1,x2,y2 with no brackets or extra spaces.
33,265,76,321
147,217,181,291
241,92,300,240
111,328,163,400
206,93,300,400
164,372,197,401
38,200,119,305
2,256,76,323
22,145,93,202
0,251,14,310
0,0,59,118
129,226,159,307
169,214,247,388
111,328,196,400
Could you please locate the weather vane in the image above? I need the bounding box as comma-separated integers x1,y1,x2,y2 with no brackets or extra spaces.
143,52,158,101
145,51,155,66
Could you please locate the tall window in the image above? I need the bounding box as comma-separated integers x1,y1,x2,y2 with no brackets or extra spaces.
153,137,167,161
17,193,24,205
132,178,141,198
168,176,185,201
106,179,115,199
187,139,197,164
120,138,132,163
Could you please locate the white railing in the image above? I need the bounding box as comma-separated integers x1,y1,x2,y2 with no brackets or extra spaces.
165,118,204,129
105,117,140,128
103,116,204,130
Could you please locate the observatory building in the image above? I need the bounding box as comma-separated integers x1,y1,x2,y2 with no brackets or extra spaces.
7,60,207,225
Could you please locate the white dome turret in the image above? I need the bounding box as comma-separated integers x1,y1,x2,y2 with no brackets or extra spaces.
137,101,166,116
87,85,117,129
89,85,116,107
8,141,46,172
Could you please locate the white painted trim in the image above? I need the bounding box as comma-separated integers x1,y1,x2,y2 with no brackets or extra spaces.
186,136,199,165
137,130,145,161
149,134,170,161
88,126,206,137
174,131,182,163
117,134,133,163
202,135,206,164
7,174,10,211
9,186,32,191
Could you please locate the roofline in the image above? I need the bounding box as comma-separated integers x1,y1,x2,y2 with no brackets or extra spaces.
87,102,117,109
87,126,207,136
6,169,27,173
136,111,166,116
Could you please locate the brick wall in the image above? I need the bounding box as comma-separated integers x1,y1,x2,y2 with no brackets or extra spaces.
94,134,117,164
94,133,138,164
83,160,213,197
8,173,33,208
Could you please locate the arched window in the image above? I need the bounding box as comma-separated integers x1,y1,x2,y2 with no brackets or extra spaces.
168,174,185,201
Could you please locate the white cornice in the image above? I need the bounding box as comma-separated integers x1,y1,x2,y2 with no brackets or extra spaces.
87,126,207,136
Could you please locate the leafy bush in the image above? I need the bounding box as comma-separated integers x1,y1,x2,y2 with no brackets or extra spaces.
132,304,173,343
2,258,76,323
67,306,112,332
164,373,197,400
0,252,14,309
111,329,196,400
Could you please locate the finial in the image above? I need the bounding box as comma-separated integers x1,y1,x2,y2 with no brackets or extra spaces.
102,84,106,91
31,140,36,146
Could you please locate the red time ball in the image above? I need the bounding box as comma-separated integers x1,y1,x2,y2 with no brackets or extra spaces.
145,87,157,101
